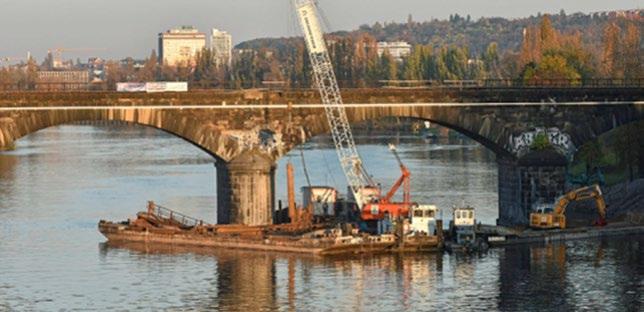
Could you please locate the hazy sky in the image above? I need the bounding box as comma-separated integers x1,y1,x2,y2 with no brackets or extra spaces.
0,0,639,61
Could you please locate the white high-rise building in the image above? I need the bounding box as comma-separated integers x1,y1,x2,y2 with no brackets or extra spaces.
158,26,206,67
210,28,232,67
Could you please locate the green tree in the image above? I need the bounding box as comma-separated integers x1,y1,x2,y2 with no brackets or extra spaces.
611,122,642,182
577,140,603,176
193,48,221,88
523,54,581,85
482,42,501,79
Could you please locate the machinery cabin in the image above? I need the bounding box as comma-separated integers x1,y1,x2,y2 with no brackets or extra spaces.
302,186,337,218
530,184,607,230
451,206,476,245
410,205,439,235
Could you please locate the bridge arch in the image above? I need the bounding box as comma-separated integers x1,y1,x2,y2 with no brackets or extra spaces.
0,108,243,162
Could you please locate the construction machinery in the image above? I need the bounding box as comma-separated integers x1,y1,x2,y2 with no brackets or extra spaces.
294,0,416,226
293,0,376,209
530,184,607,230
360,144,412,221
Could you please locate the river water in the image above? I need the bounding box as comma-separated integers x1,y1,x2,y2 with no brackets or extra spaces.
0,124,641,311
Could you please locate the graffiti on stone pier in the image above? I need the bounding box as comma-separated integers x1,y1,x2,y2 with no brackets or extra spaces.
507,127,576,160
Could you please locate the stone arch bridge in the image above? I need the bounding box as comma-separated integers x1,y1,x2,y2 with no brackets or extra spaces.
1,90,642,226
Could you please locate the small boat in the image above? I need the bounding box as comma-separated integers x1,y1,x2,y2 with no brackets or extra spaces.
444,205,488,253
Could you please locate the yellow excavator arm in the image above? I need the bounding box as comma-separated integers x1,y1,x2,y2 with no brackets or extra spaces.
532,184,607,229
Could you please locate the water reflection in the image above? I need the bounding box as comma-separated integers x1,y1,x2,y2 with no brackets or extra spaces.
100,236,642,312
0,154,18,208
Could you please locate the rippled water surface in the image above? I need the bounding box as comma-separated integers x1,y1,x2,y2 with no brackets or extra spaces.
0,124,641,311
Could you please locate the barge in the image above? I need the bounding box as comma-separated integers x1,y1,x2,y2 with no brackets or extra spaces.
98,202,442,256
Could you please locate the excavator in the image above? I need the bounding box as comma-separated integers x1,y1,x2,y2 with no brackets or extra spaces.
530,184,607,230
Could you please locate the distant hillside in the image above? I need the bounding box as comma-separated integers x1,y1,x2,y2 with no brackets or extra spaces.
230,10,641,89
238,10,641,55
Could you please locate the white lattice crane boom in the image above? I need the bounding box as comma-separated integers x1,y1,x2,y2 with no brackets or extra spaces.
293,0,375,208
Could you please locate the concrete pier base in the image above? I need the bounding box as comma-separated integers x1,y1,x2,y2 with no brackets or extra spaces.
497,157,523,226
497,150,567,226
216,150,275,226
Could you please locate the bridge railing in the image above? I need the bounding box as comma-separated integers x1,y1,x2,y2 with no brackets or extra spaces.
146,202,204,228
379,78,644,89
1,78,642,92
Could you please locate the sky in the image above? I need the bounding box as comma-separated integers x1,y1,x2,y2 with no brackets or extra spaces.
0,0,640,61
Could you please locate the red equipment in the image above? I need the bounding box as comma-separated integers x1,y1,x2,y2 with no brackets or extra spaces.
361,144,413,220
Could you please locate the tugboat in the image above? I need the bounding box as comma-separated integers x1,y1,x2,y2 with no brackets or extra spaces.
444,205,488,253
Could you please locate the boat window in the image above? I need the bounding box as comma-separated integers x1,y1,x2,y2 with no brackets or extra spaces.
425,210,434,218
456,211,462,219
414,210,423,218
468,211,473,219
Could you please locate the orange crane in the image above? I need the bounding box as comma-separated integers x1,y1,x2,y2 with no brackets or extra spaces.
360,144,412,221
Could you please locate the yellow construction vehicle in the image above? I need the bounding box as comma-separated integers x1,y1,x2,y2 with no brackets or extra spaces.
530,185,607,229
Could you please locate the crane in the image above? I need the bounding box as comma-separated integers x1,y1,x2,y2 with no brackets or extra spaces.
293,0,376,209
360,144,412,221
294,0,416,224
530,184,607,229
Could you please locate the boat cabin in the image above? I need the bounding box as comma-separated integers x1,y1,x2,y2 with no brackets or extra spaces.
410,205,439,235
452,206,476,245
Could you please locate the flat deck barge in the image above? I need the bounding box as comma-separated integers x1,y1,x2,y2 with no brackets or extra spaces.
482,223,644,247
98,204,442,256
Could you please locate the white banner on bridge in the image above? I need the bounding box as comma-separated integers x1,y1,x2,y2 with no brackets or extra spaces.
116,82,146,92
117,82,188,93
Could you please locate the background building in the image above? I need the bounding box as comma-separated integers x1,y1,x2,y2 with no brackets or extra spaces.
36,70,89,90
158,26,206,67
377,41,412,62
210,28,232,67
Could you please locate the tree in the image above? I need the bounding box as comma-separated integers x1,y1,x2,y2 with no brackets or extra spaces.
611,122,642,182
523,53,581,85
24,57,38,89
482,42,501,79
380,51,398,83
539,15,558,52
577,140,603,176
137,50,158,82
193,48,220,88
601,23,621,77
622,23,641,80
104,60,124,89
403,45,425,81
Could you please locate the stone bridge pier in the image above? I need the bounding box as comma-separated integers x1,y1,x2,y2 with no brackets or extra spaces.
497,153,568,226
215,150,276,226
